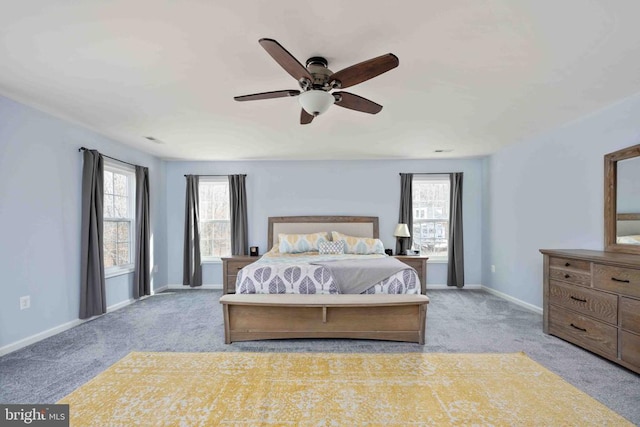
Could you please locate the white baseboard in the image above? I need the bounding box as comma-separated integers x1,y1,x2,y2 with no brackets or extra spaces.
481,286,543,314
0,296,142,357
426,284,482,290
165,284,223,290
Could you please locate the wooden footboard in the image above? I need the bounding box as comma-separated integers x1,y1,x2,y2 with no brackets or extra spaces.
220,294,429,344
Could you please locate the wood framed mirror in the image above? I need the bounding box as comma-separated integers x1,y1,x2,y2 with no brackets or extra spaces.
604,143,640,254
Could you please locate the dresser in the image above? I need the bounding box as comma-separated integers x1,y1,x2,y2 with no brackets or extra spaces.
221,255,261,294
393,255,428,295
540,249,640,374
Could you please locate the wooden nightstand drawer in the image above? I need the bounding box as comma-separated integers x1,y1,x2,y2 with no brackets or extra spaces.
222,256,261,294
549,267,591,287
621,297,640,334
549,281,617,324
550,257,591,272
548,305,617,359
593,264,640,298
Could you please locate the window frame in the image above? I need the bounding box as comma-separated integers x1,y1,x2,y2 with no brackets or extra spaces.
103,160,136,278
412,174,450,262
198,176,231,262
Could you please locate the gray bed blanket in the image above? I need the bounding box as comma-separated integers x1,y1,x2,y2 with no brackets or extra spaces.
310,257,414,294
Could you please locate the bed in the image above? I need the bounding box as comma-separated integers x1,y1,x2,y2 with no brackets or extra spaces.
219,216,429,344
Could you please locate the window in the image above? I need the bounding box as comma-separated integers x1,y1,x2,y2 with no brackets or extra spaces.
412,175,450,260
103,161,136,275
199,177,231,260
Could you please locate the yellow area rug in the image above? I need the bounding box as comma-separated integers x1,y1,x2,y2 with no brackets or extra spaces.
59,352,631,426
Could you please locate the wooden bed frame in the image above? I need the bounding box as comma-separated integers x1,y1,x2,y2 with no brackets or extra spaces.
220,215,429,344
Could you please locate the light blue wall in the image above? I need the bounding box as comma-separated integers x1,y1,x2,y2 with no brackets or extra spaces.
0,95,167,349
482,92,640,308
165,159,484,286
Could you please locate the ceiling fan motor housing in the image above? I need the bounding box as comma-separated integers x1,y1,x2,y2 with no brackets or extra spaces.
303,57,334,90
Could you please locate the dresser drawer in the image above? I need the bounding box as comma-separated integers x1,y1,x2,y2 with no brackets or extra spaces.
621,297,640,334
548,305,617,359
549,281,617,324
549,267,591,287
593,264,640,298
549,257,590,272
226,275,238,293
620,330,640,368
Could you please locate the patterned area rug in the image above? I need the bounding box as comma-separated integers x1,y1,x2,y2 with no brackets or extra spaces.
59,352,632,426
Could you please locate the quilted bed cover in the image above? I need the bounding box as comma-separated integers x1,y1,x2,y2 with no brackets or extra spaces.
235,252,421,295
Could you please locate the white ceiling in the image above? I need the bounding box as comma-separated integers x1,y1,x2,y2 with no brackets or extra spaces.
1,0,639,160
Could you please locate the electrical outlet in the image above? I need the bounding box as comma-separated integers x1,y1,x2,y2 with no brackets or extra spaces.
491,265,496,273
20,296,30,310
153,265,158,273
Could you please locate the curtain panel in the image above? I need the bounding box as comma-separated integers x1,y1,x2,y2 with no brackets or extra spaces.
79,149,106,319
183,175,202,287
396,173,413,256
447,172,464,288
134,166,151,298
229,174,248,256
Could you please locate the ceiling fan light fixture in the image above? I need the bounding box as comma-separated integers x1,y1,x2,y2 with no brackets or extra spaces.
298,90,334,116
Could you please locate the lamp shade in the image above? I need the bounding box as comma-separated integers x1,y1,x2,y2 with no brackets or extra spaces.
298,90,334,116
393,223,411,238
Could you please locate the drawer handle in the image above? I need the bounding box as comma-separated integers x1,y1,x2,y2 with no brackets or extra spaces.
564,262,571,267
236,267,243,270
611,277,630,283
570,296,587,303
570,323,587,332
564,274,570,279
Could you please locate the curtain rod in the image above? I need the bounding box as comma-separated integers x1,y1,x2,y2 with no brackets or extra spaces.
78,147,139,168
184,174,246,177
399,172,462,175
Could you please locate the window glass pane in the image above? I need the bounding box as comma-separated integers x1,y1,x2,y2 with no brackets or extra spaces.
117,221,130,242
117,246,130,265
104,221,117,244
113,195,128,218
104,171,114,195
104,241,116,268
113,173,128,196
104,195,114,218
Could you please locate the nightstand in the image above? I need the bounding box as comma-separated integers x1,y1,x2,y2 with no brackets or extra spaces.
221,255,261,294
393,255,428,295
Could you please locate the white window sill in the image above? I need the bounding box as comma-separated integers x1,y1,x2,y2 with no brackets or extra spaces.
202,258,223,264
105,266,135,279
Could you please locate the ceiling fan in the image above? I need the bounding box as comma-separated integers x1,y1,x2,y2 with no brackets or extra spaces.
234,38,399,125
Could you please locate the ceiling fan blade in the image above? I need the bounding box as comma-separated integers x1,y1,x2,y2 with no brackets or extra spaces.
333,92,383,114
329,53,399,89
234,90,300,102
259,38,313,82
300,108,314,125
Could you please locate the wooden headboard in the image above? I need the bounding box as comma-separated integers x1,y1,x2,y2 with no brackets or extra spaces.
267,216,379,249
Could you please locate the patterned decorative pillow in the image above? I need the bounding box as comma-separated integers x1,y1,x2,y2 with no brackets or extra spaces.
319,241,345,255
278,232,329,254
331,231,385,255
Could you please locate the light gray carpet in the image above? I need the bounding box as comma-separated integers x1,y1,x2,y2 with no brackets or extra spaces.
1,289,638,423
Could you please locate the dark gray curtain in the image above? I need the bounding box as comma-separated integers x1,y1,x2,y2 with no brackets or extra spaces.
134,166,150,298
229,174,248,255
447,172,464,288
183,175,202,287
396,173,413,256
80,150,106,319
